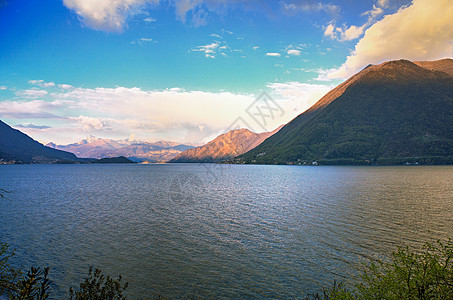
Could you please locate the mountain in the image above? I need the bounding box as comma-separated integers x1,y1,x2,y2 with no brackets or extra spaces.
47,137,193,162
169,126,283,163
239,59,453,165
413,59,453,77
93,156,136,164
0,120,79,164
46,136,122,158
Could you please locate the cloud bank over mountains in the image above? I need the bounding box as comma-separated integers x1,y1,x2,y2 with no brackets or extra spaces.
1,81,330,144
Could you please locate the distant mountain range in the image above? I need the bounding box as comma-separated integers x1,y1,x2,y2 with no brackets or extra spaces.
2,58,452,165
169,126,283,163
239,59,453,165
46,136,193,162
0,120,78,164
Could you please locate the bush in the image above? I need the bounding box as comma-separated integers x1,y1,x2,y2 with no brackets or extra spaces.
0,242,20,296
69,267,128,300
0,242,51,299
305,282,356,300
357,240,453,299
316,240,453,300
14,267,52,299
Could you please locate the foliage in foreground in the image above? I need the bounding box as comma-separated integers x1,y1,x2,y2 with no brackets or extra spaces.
357,240,453,299
0,242,51,299
1,238,452,299
307,240,453,300
0,242,127,299
69,267,128,300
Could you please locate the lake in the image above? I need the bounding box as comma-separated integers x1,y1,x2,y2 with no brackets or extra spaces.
0,164,452,298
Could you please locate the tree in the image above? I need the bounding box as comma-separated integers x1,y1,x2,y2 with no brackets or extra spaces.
14,267,52,300
69,267,128,300
0,188,10,199
0,242,20,296
312,240,453,300
0,242,52,299
357,240,453,299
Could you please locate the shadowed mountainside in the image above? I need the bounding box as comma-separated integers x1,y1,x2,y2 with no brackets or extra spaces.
0,120,79,164
238,59,453,165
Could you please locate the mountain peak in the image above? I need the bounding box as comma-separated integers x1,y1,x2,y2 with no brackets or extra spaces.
367,58,453,78
86,135,100,142
49,137,193,162
170,126,280,163
379,59,414,67
45,142,56,149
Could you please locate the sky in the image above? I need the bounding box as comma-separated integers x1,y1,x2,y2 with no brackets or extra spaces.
0,0,452,145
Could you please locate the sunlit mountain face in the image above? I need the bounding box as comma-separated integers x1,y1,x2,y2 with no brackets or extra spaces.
170,125,283,163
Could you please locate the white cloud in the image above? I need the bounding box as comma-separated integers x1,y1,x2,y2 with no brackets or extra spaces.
192,40,235,58
74,115,113,131
323,23,335,39
172,0,237,24
62,0,248,31
268,82,333,115
252,46,259,50
362,4,384,19
131,37,155,45
63,0,158,32
313,68,337,81
14,123,52,130
280,1,340,16
330,0,453,78
0,86,7,90
28,80,56,88
4,85,308,144
58,84,74,89
192,42,220,58
0,99,64,118
287,49,301,56
16,89,49,98
377,0,389,8
324,0,388,42
191,33,248,59
342,25,365,41
266,52,281,57
63,0,342,32
324,23,366,41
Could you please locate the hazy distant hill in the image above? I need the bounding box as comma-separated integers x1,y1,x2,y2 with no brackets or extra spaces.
239,59,453,165
93,156,135,164
169,126,282,163
0,120,78,164
47,136,193,162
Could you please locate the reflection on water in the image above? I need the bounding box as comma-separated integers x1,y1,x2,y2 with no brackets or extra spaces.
0,164,452,298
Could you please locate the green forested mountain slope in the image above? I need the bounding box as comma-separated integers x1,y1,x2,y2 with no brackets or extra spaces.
239,59,453,165
0,120,78,163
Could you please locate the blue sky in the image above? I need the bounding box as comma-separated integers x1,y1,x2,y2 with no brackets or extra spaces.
0,0,451,144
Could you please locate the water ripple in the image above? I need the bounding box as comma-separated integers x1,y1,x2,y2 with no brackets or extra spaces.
0,164,452,298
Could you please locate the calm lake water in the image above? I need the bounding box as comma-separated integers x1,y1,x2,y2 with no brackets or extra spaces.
0,164,452,298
